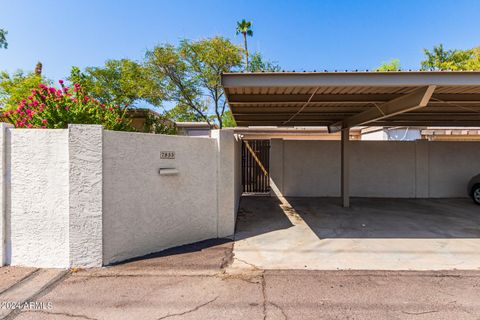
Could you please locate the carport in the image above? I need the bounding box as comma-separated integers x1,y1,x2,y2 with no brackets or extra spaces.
222,71,480,207
222,71,480,271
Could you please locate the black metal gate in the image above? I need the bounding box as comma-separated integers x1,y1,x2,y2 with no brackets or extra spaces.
242,140,270,193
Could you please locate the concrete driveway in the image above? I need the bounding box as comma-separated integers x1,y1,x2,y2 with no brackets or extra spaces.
230,196,480,271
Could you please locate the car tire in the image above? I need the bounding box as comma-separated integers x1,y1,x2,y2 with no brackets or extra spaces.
473,184,480,205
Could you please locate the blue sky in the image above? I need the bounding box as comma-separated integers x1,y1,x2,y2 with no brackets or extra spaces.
1,0,480,81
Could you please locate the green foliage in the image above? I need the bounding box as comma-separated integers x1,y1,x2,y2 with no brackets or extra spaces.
146,37,243,128
68,60,165,107
3,81,132,131
0,29,7,49
165,103,210,122
375,59,401,71
421,44,480,70
248,52,281,72
236,19,253,37
221,109,236,127
0,70,50,110
142,111,177,134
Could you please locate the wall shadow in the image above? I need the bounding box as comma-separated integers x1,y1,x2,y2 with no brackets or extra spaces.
290,197,480,239
234,195,294,241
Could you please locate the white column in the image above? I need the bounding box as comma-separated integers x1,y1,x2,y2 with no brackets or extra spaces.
341,129,350,208
0,123,12,266
211,129,237,238
68,125,103,267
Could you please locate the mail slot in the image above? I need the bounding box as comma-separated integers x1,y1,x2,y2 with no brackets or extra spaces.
159,168,179,175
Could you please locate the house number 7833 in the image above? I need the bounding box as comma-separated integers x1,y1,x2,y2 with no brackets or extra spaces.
160,151,175,159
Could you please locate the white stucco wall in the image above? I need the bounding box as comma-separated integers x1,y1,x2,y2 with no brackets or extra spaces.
1,124,241,268
271,140,480,198
102,131,219,264
8,129,70,268
68,125,103,267
211,129,242,238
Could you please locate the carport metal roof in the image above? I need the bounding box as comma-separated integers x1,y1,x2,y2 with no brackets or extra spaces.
222,71,480,208
222,71,480,132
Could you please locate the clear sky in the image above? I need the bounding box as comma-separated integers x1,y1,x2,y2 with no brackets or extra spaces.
1,0,480,81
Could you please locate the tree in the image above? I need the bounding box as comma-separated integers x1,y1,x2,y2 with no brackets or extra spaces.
421,44,480,70
236,19,253,70
248,52,281,72
0,70,49,110
146,37,243,128
375,59,401,71
68,59,165,107
0,29,7,49
3,81,132,131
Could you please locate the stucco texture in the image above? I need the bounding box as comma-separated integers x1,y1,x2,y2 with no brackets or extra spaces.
271,140,480,198
102,131,219,264
68,125,103,267
7,129,70,268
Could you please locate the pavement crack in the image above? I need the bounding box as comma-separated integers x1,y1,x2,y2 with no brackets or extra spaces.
269,302,288,320
19,310,98,320
234,257,261,270
220,243,234,270
402,310,439,315
261,272,267,320
156,296,219,319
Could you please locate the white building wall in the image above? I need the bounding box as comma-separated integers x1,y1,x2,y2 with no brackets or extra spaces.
0,124,243,268
8,129,70,268
68,125,103,267
271,140,480,198
102,131,219,265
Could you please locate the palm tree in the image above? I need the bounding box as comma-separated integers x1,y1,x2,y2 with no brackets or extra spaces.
236,19,253,70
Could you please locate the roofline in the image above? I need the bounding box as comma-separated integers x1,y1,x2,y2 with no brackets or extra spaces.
221,71,480,88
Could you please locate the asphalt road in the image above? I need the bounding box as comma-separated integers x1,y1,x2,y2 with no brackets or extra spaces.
1,239,480,320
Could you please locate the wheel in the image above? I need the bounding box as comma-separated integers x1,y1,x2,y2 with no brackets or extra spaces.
473,185,480,205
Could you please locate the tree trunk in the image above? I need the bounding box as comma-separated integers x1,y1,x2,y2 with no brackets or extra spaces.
244,33,249,70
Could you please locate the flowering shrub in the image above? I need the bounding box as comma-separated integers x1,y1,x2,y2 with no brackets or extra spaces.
2,80,132,130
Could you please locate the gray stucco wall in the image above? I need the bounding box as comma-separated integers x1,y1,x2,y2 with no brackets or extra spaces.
271,140,480,198
102,131,219,264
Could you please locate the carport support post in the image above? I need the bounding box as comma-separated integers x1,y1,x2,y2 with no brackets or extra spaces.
341,128,350,208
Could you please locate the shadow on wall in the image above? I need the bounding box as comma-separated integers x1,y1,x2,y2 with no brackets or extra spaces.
235,195,480,239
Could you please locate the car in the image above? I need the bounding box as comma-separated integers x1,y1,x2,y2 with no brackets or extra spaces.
468,174,480,205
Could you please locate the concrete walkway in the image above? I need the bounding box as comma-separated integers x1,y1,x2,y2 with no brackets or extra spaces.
1,240,480,319
230,196,480,271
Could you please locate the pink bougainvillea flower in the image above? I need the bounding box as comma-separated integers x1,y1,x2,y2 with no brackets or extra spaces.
58,80,64,84
41,126,46,129
41,119,47,124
